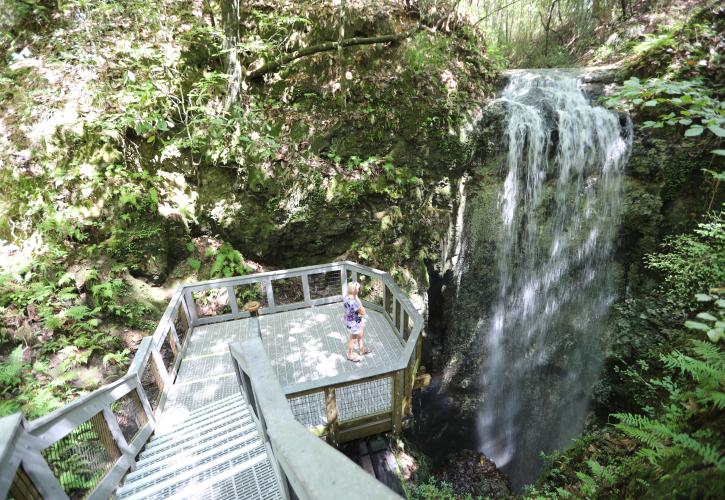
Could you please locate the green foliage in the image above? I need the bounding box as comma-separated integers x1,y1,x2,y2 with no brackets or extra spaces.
404,32,453,76
684,292,725,343
613,333,725,474
411,478,468,500
645,212,725,306
0,345,23,389
604,77,725,154
103,349,130,368
208,243,251,279
625,8,721,82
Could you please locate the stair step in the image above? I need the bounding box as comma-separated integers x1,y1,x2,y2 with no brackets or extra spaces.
152,402,245,439
118,439,267,499
145,409,246,451
164,392,243,424
126,431,261,484
136,419,256,468
165,451,280,500
139,414,251,462
187,393,243,416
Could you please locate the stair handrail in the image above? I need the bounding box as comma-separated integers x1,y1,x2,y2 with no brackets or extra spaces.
0,284,192,500
228,338,402,500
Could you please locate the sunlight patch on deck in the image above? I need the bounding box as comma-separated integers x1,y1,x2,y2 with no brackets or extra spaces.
259,304,404,387
160,303,403,431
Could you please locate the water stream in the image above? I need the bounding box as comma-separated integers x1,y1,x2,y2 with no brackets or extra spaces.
476,71,631,489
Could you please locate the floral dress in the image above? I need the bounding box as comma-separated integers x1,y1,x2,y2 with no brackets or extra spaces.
343,295,364,334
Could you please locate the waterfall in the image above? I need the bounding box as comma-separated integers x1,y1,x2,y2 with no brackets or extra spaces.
477,71,631,489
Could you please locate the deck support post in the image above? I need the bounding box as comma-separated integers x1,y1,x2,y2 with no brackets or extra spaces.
325,388,338,446
392,371,404,433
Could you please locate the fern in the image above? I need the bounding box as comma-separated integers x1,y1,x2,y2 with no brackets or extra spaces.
614,333,725,478
0,346,24,388
710,391,725,409
0,399,21,417
662,350,721,381
670,433,725,471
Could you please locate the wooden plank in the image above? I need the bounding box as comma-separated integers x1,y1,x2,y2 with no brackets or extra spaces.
0,414,24,499
86,455,133,500
337,410,392,430
337,419,393,443
26,376,137,445
134,377,156,429
102,407,131,458
179,293,193,335
309,295,343,307
193,311,251,326
182,262,344,290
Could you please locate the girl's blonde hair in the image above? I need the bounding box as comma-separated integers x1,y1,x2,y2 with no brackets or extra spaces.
348,281,361,294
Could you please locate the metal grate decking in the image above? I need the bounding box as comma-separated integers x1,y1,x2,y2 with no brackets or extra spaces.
185,304,403,429
120,302,403,498
257,303,404,386
118,317,282,500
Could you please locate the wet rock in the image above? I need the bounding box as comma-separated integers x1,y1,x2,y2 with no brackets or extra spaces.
436,449,511,499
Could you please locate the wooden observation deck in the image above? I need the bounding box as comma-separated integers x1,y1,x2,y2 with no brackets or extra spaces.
0,262,422,500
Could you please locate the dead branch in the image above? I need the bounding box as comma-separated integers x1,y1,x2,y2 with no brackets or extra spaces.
246,24,421,80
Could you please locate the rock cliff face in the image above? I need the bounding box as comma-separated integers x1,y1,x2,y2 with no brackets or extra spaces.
416,66,713,467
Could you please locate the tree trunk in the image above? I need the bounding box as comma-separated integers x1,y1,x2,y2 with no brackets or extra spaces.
338,0,347,109
220,0,242,110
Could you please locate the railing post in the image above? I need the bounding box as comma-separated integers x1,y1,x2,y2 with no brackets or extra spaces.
183,288,198,326
133,374,156,428
340,265,347,296
324,388,338,446
227,286,239,315
102,407,134,462
14,435,69,500
302,273,311,305
265,278,276,309
168,322,182,360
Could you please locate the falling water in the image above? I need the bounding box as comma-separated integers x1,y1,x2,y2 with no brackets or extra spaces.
477,71,631,489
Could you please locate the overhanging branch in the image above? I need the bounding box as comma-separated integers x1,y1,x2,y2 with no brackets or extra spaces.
246,25,421,80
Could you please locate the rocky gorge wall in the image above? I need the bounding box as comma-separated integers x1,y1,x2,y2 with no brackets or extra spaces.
413,66,717,468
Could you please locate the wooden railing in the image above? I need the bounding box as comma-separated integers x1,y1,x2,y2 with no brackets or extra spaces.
0,261,422,499
0,285,193,500
183,261,423,443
